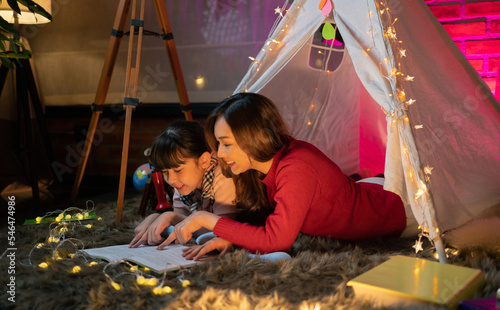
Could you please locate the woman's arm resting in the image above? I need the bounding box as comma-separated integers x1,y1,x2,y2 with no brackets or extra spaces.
157,211,221,249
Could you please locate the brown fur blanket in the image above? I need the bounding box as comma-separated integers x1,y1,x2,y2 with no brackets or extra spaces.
1,194,499,309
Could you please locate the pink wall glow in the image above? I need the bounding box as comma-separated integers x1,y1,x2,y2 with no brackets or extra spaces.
426,0,500,100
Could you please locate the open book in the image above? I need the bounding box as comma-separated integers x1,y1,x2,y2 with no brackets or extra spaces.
81,244,200,273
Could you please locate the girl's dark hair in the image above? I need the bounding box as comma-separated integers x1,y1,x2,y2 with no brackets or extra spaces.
205,93,289,212
148,120,209,170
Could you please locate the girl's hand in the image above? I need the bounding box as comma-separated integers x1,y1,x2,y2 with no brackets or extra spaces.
181,237,232,261
129,213,160,248
146,212,178,245
157,211,221,249
130,212,180,247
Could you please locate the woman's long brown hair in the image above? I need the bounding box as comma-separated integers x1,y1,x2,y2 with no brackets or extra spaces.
205,93,289,212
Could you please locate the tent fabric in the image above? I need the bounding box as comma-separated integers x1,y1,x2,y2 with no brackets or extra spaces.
234,0,500,245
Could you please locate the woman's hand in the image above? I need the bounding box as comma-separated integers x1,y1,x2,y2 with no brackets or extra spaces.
181,237,232,261
129,213,160,247
157,211,221,249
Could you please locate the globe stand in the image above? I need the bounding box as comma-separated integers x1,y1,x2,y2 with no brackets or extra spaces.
137,171,173,216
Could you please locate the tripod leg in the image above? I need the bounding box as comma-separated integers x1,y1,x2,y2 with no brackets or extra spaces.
22,59,57,183
116,104,133,223
116,0,145,223
16,62,40,210
153,0,192,121
0,66,8,96
70,0,132,202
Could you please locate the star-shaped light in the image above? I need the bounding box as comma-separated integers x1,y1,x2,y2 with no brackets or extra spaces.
405,75,414,81
406,99,416,105
413,239,423,253
274,6,283,17
399,49,406,57
424,166,434,175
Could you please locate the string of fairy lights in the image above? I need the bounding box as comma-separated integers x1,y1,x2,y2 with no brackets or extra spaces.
14,201,191,295
371,1,440,255
244,0,444,258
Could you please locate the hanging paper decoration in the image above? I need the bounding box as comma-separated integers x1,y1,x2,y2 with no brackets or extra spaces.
322,21,336,40
319,0,335,40
318,0,327,10
321,0,333,16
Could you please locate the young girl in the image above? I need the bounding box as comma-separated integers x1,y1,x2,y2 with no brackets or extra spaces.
160,93,414,260
129,120,238,250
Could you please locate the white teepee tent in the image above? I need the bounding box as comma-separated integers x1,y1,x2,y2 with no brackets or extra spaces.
234,0,500,262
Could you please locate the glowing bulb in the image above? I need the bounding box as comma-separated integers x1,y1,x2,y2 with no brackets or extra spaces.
48,236,60,243
153,287,163,295
65,214,71,220
414,125,423,129
39,262,48,268
162,286,172,294
36,243,44,249
36,217,42,223
181,280,191,287
307,121,312,126
76,213,84,220
146,278,158,286
72,266,81,273
406,99,416,105
424,166,433,175
130,266,138,272
85,224,92,229
194,75,205,89
137,276,146,285
414,189,424,201
88,262,98,266
111,281,121,290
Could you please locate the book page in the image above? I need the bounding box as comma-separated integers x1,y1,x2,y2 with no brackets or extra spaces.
82,244,197,272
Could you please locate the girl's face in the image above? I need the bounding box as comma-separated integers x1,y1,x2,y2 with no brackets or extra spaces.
214,116,255,175
161,157,206,195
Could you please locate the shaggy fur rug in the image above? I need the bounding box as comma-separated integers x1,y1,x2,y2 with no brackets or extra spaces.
1,194,499,310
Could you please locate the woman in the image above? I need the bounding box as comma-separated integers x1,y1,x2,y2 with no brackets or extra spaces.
160,93,410,260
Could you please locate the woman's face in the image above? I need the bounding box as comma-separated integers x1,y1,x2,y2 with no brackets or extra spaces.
214,116,253,175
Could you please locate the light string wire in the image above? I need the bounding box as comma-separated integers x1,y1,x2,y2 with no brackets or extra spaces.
372,1,440,254
11,199,191,293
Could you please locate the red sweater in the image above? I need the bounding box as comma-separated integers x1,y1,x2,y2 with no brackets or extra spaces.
213,137,406,253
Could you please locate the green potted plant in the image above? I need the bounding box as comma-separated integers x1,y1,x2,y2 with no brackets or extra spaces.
0,0,52,68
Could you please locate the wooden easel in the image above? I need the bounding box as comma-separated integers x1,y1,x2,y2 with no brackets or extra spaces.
69,0,192,223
